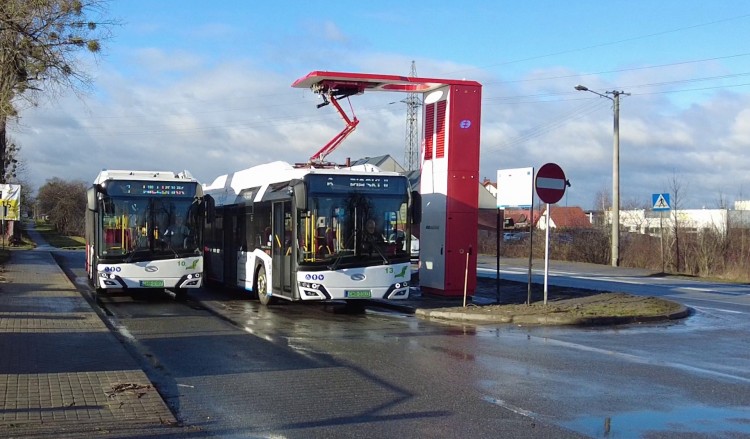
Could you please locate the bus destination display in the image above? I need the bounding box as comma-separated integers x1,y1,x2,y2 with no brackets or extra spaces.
107,180,197,197
308,175,407,195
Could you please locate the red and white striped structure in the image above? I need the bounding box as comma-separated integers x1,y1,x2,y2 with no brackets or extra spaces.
293,71,482,297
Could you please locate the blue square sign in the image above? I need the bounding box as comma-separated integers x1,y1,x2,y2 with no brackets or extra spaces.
652,193,671,211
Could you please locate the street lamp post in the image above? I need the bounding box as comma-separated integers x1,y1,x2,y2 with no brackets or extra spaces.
575,85,629,267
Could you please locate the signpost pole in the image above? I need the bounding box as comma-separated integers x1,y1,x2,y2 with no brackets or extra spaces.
527,198,533,305
496,167,535,305
544,203,551,305
652,193,671,273
660,211,664,273
496,208,501,304
534,163,567,306
1,202,5,250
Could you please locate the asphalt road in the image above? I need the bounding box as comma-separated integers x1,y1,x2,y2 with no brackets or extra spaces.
54,250,750,438
478,255,750,310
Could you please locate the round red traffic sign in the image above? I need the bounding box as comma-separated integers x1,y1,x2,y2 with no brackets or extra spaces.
535,163,567,204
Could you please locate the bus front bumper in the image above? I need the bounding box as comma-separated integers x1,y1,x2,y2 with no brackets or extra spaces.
97,272,203,289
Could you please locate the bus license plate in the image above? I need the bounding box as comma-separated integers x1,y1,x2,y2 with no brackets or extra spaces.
140,280,164,287
346,290,371,298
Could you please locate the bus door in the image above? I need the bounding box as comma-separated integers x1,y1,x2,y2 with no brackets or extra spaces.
237,210,251,289
223,206,240,287
272,201,293,297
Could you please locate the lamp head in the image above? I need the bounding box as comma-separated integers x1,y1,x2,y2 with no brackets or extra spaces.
574,85,588,91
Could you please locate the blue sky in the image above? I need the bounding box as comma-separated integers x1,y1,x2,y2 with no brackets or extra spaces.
12,0,750,209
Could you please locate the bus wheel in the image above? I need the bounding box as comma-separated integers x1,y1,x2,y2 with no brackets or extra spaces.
256,266,272,306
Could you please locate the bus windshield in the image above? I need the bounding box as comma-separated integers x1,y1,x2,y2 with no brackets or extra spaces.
98,195,202,260
298,179,411,267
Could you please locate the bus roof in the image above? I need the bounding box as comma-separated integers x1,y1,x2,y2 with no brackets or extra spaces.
203,161,406,207
93,169,199,184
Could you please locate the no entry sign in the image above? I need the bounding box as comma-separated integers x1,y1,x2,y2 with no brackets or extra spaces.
535,163,567,204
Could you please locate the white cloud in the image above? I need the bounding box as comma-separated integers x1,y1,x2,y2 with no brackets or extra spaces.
9,39,750,211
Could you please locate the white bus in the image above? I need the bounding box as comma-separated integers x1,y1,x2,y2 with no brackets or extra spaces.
85,170,213,300
202,161,420,305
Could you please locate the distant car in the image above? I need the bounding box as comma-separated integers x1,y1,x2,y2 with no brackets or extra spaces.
503,232,521,242
389,231,420,260
504,232,530,242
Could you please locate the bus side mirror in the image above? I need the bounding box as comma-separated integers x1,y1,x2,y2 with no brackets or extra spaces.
411,191,421,225
204,195,215,224
292,180,307,211
87,186,98,212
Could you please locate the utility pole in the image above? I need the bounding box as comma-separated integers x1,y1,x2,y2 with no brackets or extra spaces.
403,61,421,171
575,85,629,267
611,90,622,267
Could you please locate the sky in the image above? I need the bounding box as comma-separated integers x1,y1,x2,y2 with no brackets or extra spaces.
10,0,750,210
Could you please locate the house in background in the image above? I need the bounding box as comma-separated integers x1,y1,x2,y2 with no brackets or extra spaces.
350,155,406,173
538,206,592,231
350,157,594,237
481,178,497,198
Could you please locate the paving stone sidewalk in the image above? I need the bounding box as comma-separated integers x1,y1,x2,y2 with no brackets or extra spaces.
0,249,179,438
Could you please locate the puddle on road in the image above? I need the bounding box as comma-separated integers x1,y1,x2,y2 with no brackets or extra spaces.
562,404,750,438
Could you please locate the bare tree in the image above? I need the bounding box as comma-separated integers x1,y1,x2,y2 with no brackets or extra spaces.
593,187,611,211
667,172,688,273
621,197,647,234
36,177,86,235
0,0,114,183
592,187,611,229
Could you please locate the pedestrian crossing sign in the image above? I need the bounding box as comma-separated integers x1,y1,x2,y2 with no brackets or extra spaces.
652,193,671,211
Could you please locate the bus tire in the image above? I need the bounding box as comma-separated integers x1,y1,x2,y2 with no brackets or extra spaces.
256,265,272,306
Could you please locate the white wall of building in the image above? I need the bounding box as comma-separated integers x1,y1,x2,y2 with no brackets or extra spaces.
617,209,729,235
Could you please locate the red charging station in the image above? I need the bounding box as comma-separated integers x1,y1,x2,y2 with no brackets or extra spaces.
293,71,482,297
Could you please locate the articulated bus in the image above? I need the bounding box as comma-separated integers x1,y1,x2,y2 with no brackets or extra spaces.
85,170,213,300
202,161,420,305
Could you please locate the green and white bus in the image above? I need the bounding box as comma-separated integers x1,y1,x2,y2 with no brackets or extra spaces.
85,169,212,300
202,161,420,305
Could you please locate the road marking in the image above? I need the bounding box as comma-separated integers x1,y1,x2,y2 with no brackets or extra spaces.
681,286,716,293
477,267,648,285
677,286,750,296
482,396,537,419
538,337,750,384
692,306,744,314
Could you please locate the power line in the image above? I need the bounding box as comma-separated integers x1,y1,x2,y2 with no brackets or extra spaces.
493,100,609,151
447,13,750,75
485,52,750,86
485,72,750,105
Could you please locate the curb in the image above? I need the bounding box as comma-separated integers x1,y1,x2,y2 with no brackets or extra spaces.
414,303,691,326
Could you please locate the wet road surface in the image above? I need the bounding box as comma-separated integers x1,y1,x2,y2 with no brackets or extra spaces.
55,250,750,438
